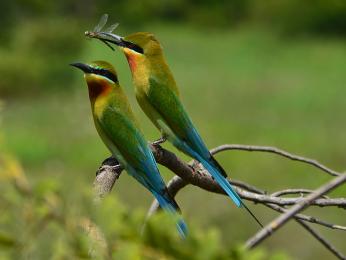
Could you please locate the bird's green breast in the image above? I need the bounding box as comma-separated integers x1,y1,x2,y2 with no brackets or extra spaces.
90,83,145,167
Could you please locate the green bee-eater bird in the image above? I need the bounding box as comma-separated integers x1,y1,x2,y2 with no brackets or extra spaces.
70,61,187,236
90,32,262,227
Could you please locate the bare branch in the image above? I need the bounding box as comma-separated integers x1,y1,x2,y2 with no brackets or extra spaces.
264,203,346,231
93,144,346,259
229,179,266,194
145,177,346,232
210,144,341,177
146,176,346,259
238,189,345,208
271,189,330,199
154,146,345,208
94,146,346,212
297,221,346,260
96,156,346,209
93,157,122,201
245,173,346,249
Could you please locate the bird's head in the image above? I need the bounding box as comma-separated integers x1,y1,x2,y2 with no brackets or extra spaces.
70,61,118,84
70,61,118,99
122,32,162,57
97,32,163,69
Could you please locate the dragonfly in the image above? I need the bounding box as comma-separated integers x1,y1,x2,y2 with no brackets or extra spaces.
85,14,120,51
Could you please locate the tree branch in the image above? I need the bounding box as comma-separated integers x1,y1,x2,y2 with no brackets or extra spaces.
147,175,346,259
93,144,346,259
245,173,346,249
93,157,122,201
296,220,346,260
210,144,341,177
94,146,346,208
264,203,346,231
146,177,346,232
271,188,330,199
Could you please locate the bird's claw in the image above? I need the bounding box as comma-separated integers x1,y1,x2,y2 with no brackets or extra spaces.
189,160,201,174
152,135,167,146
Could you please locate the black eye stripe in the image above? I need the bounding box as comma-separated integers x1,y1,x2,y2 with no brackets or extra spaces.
92,68,118,83
120,40,144,54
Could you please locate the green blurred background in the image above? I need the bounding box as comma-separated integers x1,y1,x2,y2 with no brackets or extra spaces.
0,0,345,259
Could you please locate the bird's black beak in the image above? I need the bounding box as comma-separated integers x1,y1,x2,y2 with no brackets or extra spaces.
85,31,124,49
98,32,124,46
70,62,93,73
85,32,144,54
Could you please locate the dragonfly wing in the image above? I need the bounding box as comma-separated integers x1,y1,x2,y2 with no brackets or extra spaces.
104,23,119,34
93,13,108,32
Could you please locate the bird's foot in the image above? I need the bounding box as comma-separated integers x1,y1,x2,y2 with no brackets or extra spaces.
189,160,201,174
152,135,167,146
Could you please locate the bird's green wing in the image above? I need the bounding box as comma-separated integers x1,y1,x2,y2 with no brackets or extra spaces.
97,105,145,166
146,77,210,158
95,103,167,192
146,79,242,204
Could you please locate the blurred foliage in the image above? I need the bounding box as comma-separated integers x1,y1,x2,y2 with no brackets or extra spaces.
250,0,346,35
98,0,346,33
0,17,80,96
1,0,346,97
2,0,346,34
0,144,289,259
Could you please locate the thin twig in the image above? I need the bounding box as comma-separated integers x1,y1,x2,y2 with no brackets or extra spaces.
271,189,329,199
154,145,345,208
297,220,345,260
210,144,341,177
230,179,266,195
146,176,346,231
145,177,346,232
236,189,345,208
264,203,346,231
146,176,346,259
245,174,346,249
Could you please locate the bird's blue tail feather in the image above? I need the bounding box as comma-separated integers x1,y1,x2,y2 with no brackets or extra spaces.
195,154,242,207
152,191,188,238
173,138,242,208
